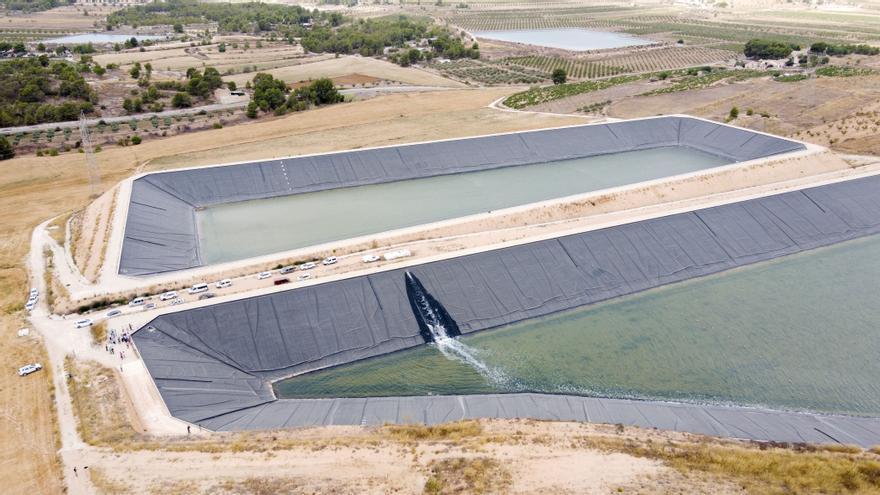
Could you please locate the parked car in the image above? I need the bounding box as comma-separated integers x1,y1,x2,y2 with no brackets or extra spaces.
29,288,38,298
159,290,178,301
25,300,36,312
171,298,184,305
215,279,232,289
18,363,42,376
362,254,381,263
74,318,93,329
129,296,146,307
274,278,290,285
298,262,317,271
279,265,296,275
383,249,412,261
297,273,311,281
322,256,338,266
187,283,209,294
198,293,216,300
105,309,122,318
143,303,157,311
257,271,272,280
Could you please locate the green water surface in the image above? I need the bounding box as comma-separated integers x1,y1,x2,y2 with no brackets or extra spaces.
275,234,880,416
197,146,730,264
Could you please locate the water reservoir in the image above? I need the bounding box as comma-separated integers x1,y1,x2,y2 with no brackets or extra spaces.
472,28,652,51
274,234,880,417
196,146,731,264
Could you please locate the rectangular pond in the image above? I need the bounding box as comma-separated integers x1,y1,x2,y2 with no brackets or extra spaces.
196,146,731,264
471,28,652,51
274,233,880,417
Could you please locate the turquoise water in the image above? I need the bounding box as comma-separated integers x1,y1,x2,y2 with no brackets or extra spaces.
472,28,652,51
274,234,880,416
197,146,730,264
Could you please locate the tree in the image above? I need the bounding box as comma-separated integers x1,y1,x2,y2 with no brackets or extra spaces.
551,68,567,85
0,136,14,160
129,62,141,79
246,101,259,118
310,78,342,105
743,39,798,60
131,134,142,145
227,81,237,91
173,23,184,33
171,92,192,108
218,42,226,53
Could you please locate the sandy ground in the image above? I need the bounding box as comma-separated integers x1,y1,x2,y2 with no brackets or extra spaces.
71,186,117,283
0,5,113,31
608,75,880,143
223,55,467,88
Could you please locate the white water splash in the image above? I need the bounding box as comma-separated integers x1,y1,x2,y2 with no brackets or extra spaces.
406,272,508,385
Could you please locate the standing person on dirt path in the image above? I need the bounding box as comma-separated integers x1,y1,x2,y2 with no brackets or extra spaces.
73,466,77,477
187,425,191,435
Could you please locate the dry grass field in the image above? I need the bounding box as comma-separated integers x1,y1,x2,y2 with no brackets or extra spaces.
224,55,465,88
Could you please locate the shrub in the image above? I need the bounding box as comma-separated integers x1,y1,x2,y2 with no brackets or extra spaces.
0,135,14,160
551,68,567,85
130,135,142,145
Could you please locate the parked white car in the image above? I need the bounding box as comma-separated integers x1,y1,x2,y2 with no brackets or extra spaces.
298,262,317,271
215,279,232,289
29,288,38,298
129,297,146,307
279,265,296,275
187,283,209,294
74,318,93,329
171,298,185,306
383,249,412,261
159,290,178,301
105,309,122,318
322,256,338,266
297,273,311,281
257,271,272,280
362,254,381,263
144,303,156,311
18,363,42,376
25,300,37,312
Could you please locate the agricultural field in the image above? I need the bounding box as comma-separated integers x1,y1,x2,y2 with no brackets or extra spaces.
509,46,733,79
94,42,320,77
432,58,548,84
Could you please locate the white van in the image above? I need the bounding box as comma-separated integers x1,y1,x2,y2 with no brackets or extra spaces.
322,256,338,266
129,297,146,307
215,279,232,289
187,283,209,294
159,290,178,301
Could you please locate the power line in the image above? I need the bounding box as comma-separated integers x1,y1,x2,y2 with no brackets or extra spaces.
79,112,101,197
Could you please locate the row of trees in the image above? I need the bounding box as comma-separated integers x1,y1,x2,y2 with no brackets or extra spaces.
809,42,879,56
0,57,97,127
106,0,338,33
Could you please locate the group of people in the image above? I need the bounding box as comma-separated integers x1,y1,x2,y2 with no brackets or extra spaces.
104,328,133,368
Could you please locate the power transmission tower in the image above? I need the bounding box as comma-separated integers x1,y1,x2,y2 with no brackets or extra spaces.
79,112,101,197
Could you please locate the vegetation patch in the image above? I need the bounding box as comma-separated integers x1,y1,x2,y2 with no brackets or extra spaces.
816,66,876,78
423,457,511,495
578,434,880,494
641,69,768,95
65,358,144,446
384,421,483,442
0,57,97,126
503,74,641,109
